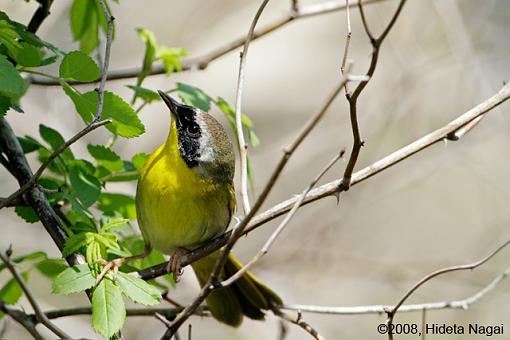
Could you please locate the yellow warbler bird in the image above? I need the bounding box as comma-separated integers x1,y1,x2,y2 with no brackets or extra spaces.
135,91,282,326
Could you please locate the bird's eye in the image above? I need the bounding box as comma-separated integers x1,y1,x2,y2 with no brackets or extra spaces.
187,123,200,136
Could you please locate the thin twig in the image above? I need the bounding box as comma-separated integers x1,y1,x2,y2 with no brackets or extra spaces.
27,0,389,85
284,265,510,314
94,0,114,121
0,119,111,210
340,0,352,95
341,0,407,190
0,250,72,339
272,308,325,340
137,83,510,281
235,0,272,214
386,239,510,335
0,300,43,340
221,149,344,287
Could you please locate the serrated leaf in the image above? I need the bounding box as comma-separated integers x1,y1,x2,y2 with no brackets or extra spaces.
39,124,74,160
116,272,160,306
61,81,95,123
65,193,94,218
52,264,95,294
87,144,123,171
101,217,129,232
95,233,120,251
92,279,125,338
69,164,101,208
60,50,100,82
81,91,145,138
98,193,136,220
177,82,211,112
62,232,90,257
15,206,39,223
35,259,68,279
126,85,160,103
131,153,148,171
0,54,25,98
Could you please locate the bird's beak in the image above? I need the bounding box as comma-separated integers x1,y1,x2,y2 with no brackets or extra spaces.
158,90,180,118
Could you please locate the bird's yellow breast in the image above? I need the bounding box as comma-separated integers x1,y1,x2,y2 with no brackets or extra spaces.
136,120,234,254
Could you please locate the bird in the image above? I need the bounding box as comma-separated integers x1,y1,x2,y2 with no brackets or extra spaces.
133,90,282,326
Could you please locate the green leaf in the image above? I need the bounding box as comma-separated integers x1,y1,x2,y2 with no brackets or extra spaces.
70,0,100,54
135,28,157,87
0,95,9,118
0,272,29,318
131,153,148,171
61,81,95,123
62,232,90,257
177,82,211,112
116,272,160,306
65,193,94,218
81,91,145,138
98,193,136,220
60,50,100,82
87,144,123,171
0,54,25,98
15,206,39,223
52,264,95,294
101,217,129,232
249,130,260,147
35,259,68,279
17,136,41,154
156,46,187,75
13,42,43,67
69,164,101,208
126,85,160,103
92,279,125,338
39,124,74,160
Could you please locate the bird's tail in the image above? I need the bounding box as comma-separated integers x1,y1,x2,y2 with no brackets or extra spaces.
191,250,282,327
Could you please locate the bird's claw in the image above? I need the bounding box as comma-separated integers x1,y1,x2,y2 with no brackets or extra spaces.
167,247,188,282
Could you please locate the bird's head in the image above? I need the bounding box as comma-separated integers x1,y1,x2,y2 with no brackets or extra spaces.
158,90,235,183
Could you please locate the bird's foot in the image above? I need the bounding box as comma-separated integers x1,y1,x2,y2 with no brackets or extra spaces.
167,247,188,282
95,258,126,285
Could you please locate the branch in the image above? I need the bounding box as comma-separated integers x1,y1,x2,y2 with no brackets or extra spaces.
27,0,54,33
341,0,408,190
272,308,325,340
0,300,43,340
284,265,510,315
234,0,272,214
0,249,72,339
27,0,390,86
137,83,510,281
386,239,510,339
